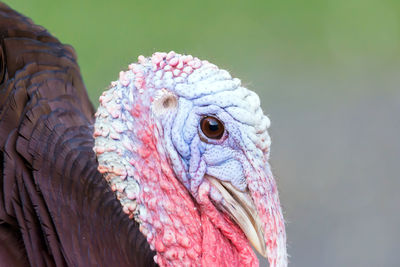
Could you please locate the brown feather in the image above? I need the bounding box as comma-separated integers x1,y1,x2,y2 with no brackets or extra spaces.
0,3,156,266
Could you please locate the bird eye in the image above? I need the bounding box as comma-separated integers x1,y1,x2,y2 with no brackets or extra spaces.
200,116,225,140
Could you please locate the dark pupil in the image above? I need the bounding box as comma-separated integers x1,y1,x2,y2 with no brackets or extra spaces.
208,119,220,132
201,116,224,140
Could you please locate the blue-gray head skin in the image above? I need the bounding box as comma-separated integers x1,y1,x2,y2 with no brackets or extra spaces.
93,51,287,267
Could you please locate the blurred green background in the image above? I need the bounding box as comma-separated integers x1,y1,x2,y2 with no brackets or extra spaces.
5,1,400,266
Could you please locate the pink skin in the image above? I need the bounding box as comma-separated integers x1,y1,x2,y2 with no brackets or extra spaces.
247,158,286,266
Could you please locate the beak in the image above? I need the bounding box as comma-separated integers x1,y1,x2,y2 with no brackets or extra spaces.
206,164,287,266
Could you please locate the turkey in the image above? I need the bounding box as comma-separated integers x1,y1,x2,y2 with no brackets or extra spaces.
0,3,287,267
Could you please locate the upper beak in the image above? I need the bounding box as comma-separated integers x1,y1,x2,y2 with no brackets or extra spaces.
207,176,268,257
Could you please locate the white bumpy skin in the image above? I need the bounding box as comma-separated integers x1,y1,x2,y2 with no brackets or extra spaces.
93,51,287,267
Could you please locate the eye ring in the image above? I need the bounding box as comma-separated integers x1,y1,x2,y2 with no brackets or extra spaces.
200,116,225,140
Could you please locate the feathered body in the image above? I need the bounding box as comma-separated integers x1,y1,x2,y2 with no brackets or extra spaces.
0,4,155,266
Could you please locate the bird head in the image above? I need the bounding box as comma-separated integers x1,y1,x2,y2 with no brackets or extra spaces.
93,52,287,267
